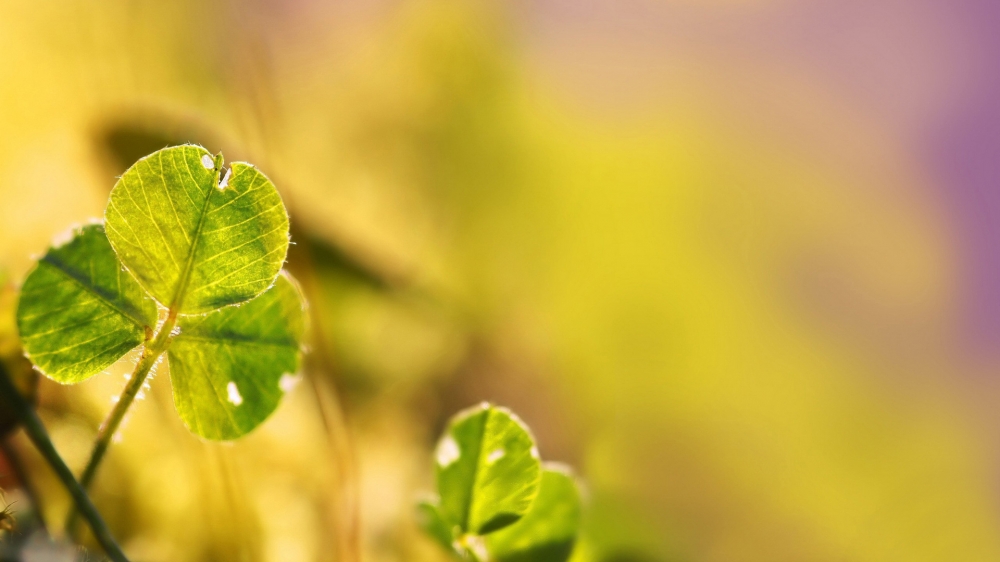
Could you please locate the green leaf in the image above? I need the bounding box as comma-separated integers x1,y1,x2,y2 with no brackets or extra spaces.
105,144,289,315
486,465,583,562
436,403,542,535
16,224,158,383
167,272,306,440
417,499,458,555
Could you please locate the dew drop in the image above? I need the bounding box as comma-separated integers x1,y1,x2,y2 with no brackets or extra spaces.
530,446,540,460
227,381,243,406
201,154,215,170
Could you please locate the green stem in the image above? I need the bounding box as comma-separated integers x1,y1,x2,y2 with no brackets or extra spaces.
0,436,46,531
66,311,178,538
0,366,128,561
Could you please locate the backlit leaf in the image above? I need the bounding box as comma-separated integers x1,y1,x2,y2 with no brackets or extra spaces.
436,403,542,535
486,465,582,562
105,144,289,314
16,224,157,383
168,272,305,440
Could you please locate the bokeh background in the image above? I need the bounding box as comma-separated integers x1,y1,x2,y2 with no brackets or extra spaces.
1,0,1000,560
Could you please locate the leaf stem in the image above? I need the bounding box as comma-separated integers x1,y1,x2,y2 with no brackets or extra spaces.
0,365,129,561
66,310,179,538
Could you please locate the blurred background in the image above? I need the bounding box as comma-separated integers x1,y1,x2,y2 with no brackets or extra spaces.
1,0,1000,560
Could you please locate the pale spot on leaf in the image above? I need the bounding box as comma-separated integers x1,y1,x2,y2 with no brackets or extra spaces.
201,154,215,169
487,448,505,464
279,373,300,393
437,435,460,467
50,226,77,248
227,381,243,406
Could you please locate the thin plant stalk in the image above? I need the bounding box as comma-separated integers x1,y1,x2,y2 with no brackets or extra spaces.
66,311,179,538
0,365,129,562
0,436,46,532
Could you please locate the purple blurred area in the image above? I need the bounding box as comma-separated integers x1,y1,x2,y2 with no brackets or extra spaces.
529,0,1000,355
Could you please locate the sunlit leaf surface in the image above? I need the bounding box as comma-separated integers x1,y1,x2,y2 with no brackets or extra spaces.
16,224,157,383
436,404,542,535
105,145,289,314
487,465,582,562
168,272,305,440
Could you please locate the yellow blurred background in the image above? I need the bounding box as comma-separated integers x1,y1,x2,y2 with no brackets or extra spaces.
3,0,1000,560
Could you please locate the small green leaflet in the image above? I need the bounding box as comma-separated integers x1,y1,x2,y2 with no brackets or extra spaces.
420,407,584,561
436,403,542,535
169,273,306,440
486,465,583,562
416,499,457,553
17,224,157,383
105,145,289,314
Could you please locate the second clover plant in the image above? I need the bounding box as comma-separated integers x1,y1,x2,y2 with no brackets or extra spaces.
16,144,306,446
419,403,584,562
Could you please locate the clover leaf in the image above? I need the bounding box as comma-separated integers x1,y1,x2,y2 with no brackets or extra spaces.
420,404,584,562
416,498,458,553
169,272,305,440
104,144,289,314
17,223,157,383
486,465,583,562
15,145,304,442
435,403,542,537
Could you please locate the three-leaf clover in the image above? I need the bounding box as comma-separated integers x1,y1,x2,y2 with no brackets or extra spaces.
16,145,305,441
419,403,583,562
